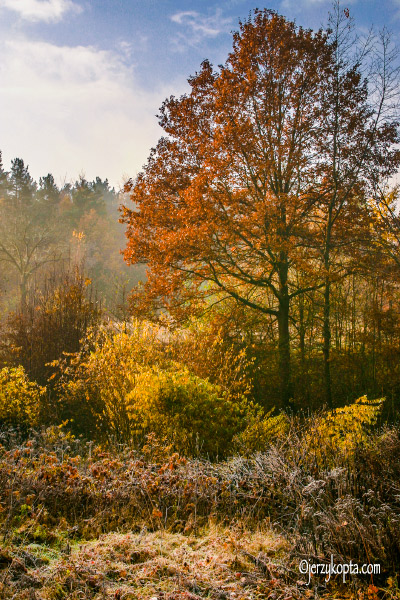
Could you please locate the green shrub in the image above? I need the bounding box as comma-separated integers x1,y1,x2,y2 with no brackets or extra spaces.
126,366,255,456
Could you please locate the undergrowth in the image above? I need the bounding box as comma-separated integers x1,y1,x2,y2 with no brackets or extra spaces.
0,411,399,598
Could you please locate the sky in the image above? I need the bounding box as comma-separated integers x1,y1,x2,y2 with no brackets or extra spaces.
0,0,399,189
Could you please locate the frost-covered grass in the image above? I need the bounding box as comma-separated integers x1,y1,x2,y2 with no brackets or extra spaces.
1,423,400,598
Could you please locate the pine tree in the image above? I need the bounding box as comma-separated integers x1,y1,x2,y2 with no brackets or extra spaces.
8,158,36,207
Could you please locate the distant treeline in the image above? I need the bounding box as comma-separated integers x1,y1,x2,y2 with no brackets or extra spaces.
0,151,144,316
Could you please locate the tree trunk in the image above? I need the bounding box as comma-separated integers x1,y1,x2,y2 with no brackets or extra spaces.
277,254,293,410
323,199,334,409
323,275,333,408
299,296,306,366
277,296,292,410
20,274,28,310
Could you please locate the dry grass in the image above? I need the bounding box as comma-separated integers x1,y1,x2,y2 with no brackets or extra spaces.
1,425,400,599
0,524,293,599
1,524,399,599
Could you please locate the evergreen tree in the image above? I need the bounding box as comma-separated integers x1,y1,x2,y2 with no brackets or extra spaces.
68,176,107,226
9,158,36,207
38,174,60,206
0,151,8,200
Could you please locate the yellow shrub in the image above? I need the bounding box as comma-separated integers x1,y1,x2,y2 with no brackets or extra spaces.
170,316,254,401
59,321,167,441
306,396,384,465
61,321,258,455
126,366,253,456
234,409,289,453
0,366,45,427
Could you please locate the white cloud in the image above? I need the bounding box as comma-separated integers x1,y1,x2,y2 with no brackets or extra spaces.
171,9,232,47
0,0,81,23
0,38,182,187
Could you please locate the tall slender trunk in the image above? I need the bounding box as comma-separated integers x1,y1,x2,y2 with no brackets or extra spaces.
323,216,333,409
299,296,306,366
277,256,293,410
20,273,28,310
323,275,333,408
277,296,292,410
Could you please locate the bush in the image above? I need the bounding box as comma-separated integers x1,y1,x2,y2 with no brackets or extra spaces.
304,395,384,468
56,322,168,441
233,409,289,453
2,267,101,387
57,322,261,456
0,366,45,428
126,366,255,456
169,317,254,401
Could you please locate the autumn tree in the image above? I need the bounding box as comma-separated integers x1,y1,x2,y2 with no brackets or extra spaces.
122,10,341,409
371,189,400,267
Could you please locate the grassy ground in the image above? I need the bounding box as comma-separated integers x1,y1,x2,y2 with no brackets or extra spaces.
1,525,293,599
1,425,400,599
1,521,398,599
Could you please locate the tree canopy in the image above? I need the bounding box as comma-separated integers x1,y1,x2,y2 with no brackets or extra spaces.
122,9,400,408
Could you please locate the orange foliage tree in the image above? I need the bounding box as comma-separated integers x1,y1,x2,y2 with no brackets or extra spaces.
121,9,399,409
